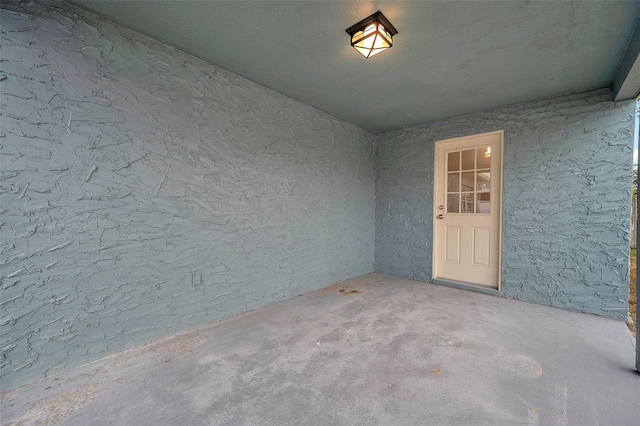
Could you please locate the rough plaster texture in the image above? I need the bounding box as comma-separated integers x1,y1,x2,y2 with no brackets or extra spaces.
0,4,375,391
375,89,635,320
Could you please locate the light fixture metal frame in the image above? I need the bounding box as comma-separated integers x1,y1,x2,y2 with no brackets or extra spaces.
346,11,398,59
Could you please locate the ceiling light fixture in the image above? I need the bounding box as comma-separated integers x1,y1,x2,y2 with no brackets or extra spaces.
346,11,398,59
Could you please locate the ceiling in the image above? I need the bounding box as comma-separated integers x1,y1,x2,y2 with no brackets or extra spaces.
74,1,640,134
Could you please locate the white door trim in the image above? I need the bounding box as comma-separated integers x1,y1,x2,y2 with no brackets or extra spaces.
432,130,504,292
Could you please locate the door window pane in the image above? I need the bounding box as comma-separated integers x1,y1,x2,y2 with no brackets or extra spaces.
461,149,475,170
476,146,491,169
444,146,494,215
461,171,474,192
447,172,460,192
447,152,460,171
476,192,490,213
476,170,490,191
447,194,459,213
461,193,474,213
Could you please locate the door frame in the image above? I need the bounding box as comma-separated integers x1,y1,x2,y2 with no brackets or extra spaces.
432,130,504,292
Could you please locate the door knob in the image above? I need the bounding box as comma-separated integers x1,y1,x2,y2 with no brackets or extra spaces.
437,214,444,219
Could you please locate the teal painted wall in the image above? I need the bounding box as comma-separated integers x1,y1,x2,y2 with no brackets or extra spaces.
0,6,375,390
375,89,635,320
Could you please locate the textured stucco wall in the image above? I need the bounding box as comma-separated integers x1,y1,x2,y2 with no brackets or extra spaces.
0,4,375,390
375,89,634,320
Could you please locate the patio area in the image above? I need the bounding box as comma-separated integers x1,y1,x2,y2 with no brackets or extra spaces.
1,273,637,425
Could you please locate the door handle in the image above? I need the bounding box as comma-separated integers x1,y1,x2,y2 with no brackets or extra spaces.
436,214,444,219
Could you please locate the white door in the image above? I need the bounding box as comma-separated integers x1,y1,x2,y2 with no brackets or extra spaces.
433,131,503,288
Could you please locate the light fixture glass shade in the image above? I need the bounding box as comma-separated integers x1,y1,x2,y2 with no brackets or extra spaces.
351,23,393,58
346,12,398,59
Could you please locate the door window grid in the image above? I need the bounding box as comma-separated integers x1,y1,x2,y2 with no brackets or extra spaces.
446,147,491,214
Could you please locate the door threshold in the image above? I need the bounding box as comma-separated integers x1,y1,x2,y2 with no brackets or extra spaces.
431,278,501,297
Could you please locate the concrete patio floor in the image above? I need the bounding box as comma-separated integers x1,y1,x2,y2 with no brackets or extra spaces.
1,273,638,425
